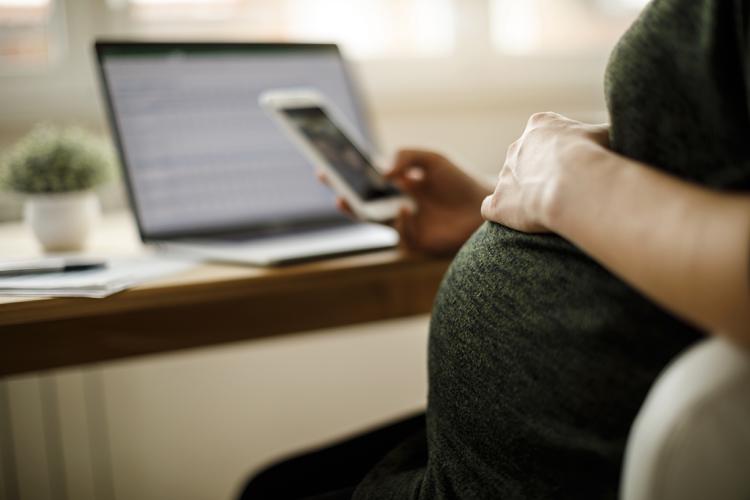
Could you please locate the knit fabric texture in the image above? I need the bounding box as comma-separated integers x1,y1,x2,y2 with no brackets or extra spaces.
354,0,749,498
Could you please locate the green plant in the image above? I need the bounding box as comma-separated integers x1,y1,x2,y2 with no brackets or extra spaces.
0,124,113,194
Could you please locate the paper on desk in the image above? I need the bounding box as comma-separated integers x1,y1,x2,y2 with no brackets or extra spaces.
0,255,197,298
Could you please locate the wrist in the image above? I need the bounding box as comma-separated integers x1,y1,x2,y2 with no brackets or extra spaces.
541,140,616,231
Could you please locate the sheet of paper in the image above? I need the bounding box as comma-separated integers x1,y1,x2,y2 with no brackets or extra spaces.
0,255,197,298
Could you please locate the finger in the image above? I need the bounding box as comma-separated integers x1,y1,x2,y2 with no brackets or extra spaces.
335,198,356,219
393,209,407,246
394,206,416,249
526,111,556,130
390,168,427,196
319,172,356,218
505,140,520,161
480,195,496,221
587,123,611,147
525,111,568,133
385,149,443,179
404,167,425,182
315,169,330,186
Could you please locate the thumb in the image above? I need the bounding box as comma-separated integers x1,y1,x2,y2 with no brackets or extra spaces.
480,195,495,220
392,169,427,196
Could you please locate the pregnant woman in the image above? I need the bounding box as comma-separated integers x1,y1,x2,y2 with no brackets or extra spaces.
241,0,750,498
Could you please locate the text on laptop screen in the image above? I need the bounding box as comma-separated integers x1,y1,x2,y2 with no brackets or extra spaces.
99,45,367,237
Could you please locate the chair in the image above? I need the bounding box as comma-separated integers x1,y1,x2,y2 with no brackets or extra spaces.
620,337,750,500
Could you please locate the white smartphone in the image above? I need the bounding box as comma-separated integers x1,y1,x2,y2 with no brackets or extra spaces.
260,89,414,222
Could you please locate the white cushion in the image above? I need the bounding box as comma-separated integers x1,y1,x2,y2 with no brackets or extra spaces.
620,338,750,500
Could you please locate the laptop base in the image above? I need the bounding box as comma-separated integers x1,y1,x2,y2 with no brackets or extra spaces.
154,223,399,266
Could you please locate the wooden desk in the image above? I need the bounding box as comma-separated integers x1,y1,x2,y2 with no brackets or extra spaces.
0,212,451,377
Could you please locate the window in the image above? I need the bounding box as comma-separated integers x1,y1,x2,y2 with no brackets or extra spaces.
116,0,455,58
125,0,246,22
490,0,649,55
0,0,63,68
111,0,652,60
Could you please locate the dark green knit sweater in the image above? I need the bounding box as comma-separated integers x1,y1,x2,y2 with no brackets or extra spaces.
354,1,750,498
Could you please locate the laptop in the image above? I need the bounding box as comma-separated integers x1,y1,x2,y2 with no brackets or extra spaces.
94,41,398,265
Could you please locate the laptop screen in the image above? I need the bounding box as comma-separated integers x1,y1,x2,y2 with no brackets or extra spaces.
96,42,369,240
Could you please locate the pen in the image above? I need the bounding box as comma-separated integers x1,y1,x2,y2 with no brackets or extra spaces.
0,258,107,277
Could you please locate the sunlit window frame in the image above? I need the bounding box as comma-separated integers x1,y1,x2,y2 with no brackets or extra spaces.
109,0,645,61
106,0,456,60
488,0,648,57
0,0,68,75
0,0,652,129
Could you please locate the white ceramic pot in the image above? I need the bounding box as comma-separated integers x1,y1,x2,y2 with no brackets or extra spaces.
24,191,100,252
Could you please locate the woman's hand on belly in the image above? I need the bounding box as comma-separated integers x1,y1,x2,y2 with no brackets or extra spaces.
480,111,750,345
481,112,609,233
319,149,491,255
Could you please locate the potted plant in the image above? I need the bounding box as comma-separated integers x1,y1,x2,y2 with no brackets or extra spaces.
0,125,113,252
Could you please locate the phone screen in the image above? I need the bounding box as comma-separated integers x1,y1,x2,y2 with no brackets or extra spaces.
281,106,401,201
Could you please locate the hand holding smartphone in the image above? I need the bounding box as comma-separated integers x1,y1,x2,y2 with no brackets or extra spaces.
260,89,414,222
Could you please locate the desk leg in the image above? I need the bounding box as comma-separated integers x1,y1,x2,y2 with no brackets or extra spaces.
0,381,19,500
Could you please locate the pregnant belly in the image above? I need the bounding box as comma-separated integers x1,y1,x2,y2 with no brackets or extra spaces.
423,222,698,498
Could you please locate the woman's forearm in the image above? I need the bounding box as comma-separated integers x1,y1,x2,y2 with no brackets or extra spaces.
545,144,750,345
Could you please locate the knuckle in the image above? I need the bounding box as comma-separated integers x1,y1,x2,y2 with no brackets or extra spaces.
396,148,419,162
481,196,493,215
395,149,445,168
394,149,411,163
523,125,544,142
425,151,445,164
528,112,548,124
498,162,513,178
528,111,557,128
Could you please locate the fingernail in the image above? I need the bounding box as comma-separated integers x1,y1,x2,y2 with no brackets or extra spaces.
481,195,492,211
406,169,424,181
